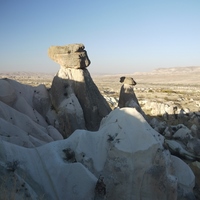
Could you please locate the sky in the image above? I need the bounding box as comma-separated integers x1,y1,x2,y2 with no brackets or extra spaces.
0,0,200,74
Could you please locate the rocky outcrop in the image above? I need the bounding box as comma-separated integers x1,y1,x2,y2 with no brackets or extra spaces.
48,44,111,137
0,108,195,199
118,76,147,120
0,44,198,199
140,100,183,119
118,76,139,107
0,79,63,147
149,116,200,163
164,124,200,161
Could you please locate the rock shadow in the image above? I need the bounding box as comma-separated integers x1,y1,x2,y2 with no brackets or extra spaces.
49,68,111,138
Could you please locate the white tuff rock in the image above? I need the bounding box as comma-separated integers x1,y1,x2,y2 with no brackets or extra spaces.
49,44,111,137
0,108,195,199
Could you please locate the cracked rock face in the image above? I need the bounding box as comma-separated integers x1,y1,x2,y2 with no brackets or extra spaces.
48,43,91,69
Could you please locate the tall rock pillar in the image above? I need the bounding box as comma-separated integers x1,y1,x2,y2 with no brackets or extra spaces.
118,76,148,121
48,43,111,137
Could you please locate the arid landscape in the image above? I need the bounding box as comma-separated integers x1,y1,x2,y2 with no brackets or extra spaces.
1,66,200,115
1,0,200,198
94,66,200,120
1,65,200,199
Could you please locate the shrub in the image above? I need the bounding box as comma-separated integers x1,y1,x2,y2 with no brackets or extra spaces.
63,148,76,163
6,160,20,172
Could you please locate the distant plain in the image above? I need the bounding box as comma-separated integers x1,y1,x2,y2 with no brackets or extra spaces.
1,66,200,114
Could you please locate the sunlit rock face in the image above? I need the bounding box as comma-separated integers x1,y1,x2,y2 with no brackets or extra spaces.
49,43,111,137
0,108,195,199
48,43,90,69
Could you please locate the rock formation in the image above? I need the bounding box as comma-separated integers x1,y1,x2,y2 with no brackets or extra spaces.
0,79,63,147
48,43,111,137
149,114,200,163
140,100,182,119
48,43,90,69
0,43,198,199
118,76,147,120
118,76,139,107
0,108,195,199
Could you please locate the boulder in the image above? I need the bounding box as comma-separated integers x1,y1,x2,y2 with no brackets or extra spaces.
172,125,192,141
188,112,200,127
149,117,167,134
187,138,200,156
119,76,137,85
140,100,189,121
171,156,195,199
189,161,200,186
163,124,200,161
48,43,90,69
191,124,200,138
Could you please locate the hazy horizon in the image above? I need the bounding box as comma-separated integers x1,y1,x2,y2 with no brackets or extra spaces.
1,65,200,76
1,0,200,74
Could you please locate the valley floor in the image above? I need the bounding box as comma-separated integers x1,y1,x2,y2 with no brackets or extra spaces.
1,70,200,114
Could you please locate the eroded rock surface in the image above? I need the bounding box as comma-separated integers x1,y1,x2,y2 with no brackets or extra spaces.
0,108,195,199
48,43,90,69
0,79,63,147
0,44,198,199
49,44,111,137
118,76,138,107
118,76,147,120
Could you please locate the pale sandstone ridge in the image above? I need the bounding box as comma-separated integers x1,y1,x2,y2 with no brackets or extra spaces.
48,43,91,69
48,43,111,137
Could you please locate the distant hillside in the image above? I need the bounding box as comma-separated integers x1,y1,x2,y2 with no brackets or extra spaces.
1,66,200,86
131,66,200,85
0,71,55,77
152,66,200,74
